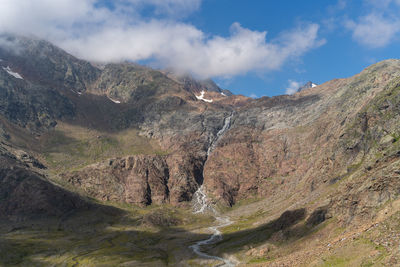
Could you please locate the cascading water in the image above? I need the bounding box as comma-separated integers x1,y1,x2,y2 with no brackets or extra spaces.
192,185,210,214
206,114,232,157
189,113,238,267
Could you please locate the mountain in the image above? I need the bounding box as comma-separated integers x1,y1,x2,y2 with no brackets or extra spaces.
163,71,233,96
297,81,318,92
1,35,400,266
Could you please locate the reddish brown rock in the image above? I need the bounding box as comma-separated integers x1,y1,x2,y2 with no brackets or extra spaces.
64,155,170,206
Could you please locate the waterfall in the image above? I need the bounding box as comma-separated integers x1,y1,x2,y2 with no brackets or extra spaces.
189,113,238,266
207,114,232,157
193,112,233,214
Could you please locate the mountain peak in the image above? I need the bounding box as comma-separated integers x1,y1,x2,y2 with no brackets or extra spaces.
297,81,318,92
162,71,233,96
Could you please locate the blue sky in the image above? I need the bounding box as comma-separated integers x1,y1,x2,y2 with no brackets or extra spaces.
1,0,400,97
189,0,400,96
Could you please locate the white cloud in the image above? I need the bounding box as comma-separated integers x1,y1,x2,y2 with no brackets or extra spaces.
364,0,396,9
63,22,324,78
285,80,301,95
344,0,400,48
0,0,324,79
346,14,400,48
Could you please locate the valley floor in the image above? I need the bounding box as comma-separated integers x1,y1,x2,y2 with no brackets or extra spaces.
1,195,400,266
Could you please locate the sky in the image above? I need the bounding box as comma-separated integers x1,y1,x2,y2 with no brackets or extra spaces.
0,0,400,97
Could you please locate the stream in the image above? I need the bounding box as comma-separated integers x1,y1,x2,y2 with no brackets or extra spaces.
189,113,238,266
189,186,237,266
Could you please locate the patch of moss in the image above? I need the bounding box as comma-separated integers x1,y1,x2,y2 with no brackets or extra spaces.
229,196,261,211
319,256,351,267
248,256,271,263
390,133,400,143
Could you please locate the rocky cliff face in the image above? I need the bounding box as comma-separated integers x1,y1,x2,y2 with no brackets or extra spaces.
203,60,400,225
0,35,399,231
64,155,170,206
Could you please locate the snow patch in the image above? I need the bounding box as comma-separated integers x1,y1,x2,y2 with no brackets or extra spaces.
2,66,23,79
311,83,317,88
108,97,121,104
195,90,213,103
221,92,226,96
